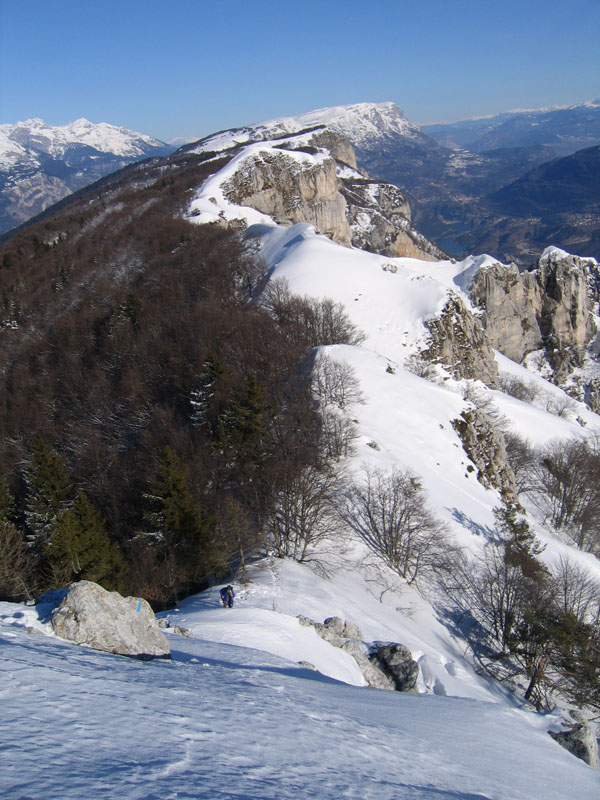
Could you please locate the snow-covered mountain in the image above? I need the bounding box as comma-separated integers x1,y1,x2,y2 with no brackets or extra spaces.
2,114,600,797
0,117,174,235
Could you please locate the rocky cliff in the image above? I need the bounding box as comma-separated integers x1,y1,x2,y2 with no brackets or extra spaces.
221,129,444,261
420,294,499,387
224,144,353,246
468,247,600,405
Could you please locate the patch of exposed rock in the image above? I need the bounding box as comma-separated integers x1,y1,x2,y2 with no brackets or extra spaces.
549,722,599,768
158,618,192,637
368,642,419,693
341,178,446,261
38,580,170,659
452,408,516,499
469,248,600,398
298,615,419,692
421,294,498,387
224,142,352,246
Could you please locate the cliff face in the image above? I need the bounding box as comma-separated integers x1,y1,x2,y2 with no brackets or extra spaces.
221,129,444,261
341,179,447,262
468,247,600,406
421,294,499,387
224,147,352,246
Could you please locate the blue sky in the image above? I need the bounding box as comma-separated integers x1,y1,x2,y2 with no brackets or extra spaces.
1,0,599,142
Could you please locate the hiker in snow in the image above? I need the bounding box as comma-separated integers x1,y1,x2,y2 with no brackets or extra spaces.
220,585,234,608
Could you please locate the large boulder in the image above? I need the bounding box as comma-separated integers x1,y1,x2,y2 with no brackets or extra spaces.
39,581,170,659
368,642,419,693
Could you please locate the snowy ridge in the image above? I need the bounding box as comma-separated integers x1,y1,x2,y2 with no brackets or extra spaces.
188,101,421,155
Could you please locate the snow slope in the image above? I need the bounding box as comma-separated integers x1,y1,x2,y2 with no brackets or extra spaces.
2,603,599,800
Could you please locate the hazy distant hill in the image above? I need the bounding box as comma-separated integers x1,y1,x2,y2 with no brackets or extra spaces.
422,99,600,155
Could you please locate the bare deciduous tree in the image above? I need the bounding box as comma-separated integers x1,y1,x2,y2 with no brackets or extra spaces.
0,521,34,601
529,438,600,551
265,463,345,563
312,353,363,410
343,467,458,586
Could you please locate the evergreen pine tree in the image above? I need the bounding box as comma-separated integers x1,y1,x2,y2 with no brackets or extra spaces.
45,491,124,590
144,447,220,583
494,502,546,580
190,353,225,429
218,373,275,458
24,437,73,547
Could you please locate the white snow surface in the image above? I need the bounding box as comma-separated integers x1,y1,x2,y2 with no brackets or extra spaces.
2,556,600,799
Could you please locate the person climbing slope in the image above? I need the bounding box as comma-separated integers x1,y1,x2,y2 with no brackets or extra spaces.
219,585,235,608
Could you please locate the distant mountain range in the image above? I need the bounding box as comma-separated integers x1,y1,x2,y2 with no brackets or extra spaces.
0,118,175,234
421,99,600,155
2,100,600,264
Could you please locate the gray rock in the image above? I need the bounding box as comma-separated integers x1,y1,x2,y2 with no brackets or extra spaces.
322,616,345,635
297,660,317,671
369,642,419,693
224,146,352,247
469,250,600,407
452,407,517,499
549,723,599,768
157,619,191,637
47,581,170,659
297,614,317,628
421,293,498,388
341,640,394,690
342,620,362,639
342,178,446,262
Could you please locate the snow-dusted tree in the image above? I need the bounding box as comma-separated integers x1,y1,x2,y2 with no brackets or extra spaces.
312,353,363,410
344,467,456,586
190,353,224,428
24,437,73,548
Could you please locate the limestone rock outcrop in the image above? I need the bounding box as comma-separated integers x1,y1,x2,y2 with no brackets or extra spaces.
39,581,170,659
421,294,498,387
341,178,446,261
298,615,419,692
469,248,600,387
368,642,419,693
452,408,516,499
224,142,352,246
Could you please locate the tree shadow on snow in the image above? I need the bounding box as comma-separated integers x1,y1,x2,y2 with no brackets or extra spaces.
447,507,498,543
